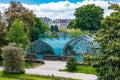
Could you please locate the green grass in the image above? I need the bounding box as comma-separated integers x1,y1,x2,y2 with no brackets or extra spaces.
0,71,76,80
0,77,16,80
24,62,42,68
0,71,50,80
62,65,97,74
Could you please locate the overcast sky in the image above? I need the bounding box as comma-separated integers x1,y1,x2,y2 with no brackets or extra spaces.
0,0,119,19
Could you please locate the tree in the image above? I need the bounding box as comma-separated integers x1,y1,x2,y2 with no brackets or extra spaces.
51,31,59,38
0,12,7,47
67,20,75,29
50,25,55,32
29,17,49,42
0,12,8,61
54,25,59,32
29,28,39,42
84,3,120,80
2,46,25,74
5,1,35,32
7,19,27,46
74,4,104,32
50,25,59,32
66,57,77,71
34,17,49,34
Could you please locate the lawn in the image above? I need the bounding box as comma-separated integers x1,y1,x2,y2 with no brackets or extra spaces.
0,71,75,80
62,65,97,74
0,71,50,80
0,77,16,80
24,62,43,68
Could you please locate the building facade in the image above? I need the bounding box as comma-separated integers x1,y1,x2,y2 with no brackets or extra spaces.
40,17,73,29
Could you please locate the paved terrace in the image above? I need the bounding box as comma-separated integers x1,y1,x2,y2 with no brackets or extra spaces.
0,60,97,80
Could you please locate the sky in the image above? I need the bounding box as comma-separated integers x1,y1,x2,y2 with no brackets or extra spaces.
0,0,120,19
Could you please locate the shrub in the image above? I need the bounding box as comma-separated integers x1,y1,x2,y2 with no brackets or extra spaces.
2,46,25,74
66,57,77,71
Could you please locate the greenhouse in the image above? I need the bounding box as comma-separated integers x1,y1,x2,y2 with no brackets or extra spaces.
26,38,71,59
26,35,99,61
62,35,99,61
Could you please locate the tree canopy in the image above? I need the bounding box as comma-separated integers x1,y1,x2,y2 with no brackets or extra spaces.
34,17,49,34
5,1,35,32
50,25,59,32
0,12,8,60
29,17,49,42
67,20,75,29
84,3,120,80
74,4,104,31
0,12,7,47
7,19,27,46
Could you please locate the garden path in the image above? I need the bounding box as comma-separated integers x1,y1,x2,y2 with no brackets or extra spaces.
0,60,97,80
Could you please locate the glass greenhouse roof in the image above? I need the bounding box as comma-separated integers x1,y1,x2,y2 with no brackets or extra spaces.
39,38,71,56
62,35,99,56
26,35,99,60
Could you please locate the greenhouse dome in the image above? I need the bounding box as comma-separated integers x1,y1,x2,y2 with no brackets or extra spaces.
62,35,99,61
26,35,99,61
26,38,71,59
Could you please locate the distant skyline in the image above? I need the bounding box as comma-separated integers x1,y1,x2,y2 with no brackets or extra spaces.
0,0,119,19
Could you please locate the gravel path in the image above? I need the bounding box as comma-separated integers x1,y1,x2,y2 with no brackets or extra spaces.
0,60,97,80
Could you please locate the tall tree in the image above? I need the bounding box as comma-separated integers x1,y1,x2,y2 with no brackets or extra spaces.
29,28,39,42
67,20,75,29
54,25,59,32
5,1,35,32
29,17,49,42
50,25,55,32
50,25,59,32
74,4,104,32
88,3,120,80
0,12,7,47
7,19,27,46
34,17,49,34
0,12,8,60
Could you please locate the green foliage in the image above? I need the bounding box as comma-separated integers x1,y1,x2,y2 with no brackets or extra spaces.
67,20,75,29
60,29,90,38
7,19,27,46
50,25,59,32
0,12,7,47
66,57,77,71
108,2,120,11
74,4,104,31
84,3,120,80
29,28,39,42
0,71,75,80
63,65,96,74
59,28,68,34
29,17,49,42
54,25,59,32
2,46,25,74
34,17,49,34
68,29,90,37
24,62,42,68
83,54,100,68
5,1,35,32
50,25,55,32
46,31,59,38
0,12,8,62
